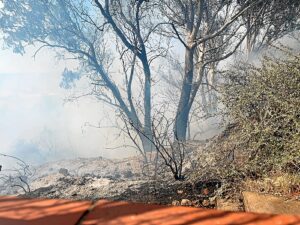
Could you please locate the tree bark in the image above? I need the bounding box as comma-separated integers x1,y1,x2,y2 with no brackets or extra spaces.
141,54,154,152
174,46,195,141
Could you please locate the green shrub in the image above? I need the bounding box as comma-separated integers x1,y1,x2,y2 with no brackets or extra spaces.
222,51,300,175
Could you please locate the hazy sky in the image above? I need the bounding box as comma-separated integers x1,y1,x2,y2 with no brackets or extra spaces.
0,43,223,166
0,46,137,165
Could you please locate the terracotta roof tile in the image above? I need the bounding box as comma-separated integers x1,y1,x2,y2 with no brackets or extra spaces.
0,196,299,225
0,196,91,225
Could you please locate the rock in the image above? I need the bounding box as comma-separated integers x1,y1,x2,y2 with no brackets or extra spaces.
202,199,210,207
172,200,180,206
243,191,300,215
177,190,184,194
58,168,69,176
216,198,241,212
192,200,200,206
181,199,192,206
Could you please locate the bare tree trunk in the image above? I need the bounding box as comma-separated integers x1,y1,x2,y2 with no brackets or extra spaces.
141,57,154,152
174,46,195,141
207,64,217,114
201,84,208,114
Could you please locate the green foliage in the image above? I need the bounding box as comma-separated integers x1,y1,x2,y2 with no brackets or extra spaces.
222,51,300,175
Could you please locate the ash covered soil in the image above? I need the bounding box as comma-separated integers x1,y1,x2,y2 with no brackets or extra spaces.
1,142,223,208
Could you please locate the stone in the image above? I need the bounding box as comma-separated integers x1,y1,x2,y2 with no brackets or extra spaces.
177,190,184,194
216,198,241,212
180,199,192,206
243,191,300,215
59,168,69,176
192,200,200,206
172,200,180,206
202,199,210,207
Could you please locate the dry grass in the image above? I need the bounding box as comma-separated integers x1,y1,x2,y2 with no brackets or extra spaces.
242,173,300,198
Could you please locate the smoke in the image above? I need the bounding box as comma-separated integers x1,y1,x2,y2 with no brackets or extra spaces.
0,47,136,168
2,28,298,169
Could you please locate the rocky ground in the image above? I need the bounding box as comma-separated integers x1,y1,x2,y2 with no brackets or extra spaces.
1,139,298,213
0,141,225,208
21,171,221,208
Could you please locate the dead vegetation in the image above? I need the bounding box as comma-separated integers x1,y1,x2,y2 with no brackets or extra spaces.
190,49,300,203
